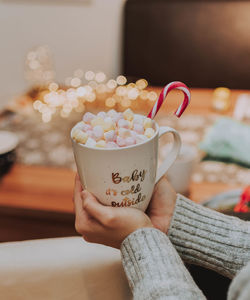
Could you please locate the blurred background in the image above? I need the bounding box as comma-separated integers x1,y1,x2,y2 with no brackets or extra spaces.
0,0,124,109
0,1,250,298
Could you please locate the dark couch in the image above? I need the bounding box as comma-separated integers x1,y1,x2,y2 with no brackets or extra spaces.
123,0,250,89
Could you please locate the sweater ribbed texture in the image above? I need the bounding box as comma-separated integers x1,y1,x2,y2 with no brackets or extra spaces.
121,194,250,299
121,228,206,300
228,262,250,300
168,195,250,279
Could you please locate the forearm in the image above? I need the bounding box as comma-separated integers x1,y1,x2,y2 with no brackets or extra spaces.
228,261,250,300
168,195,250,279
121,228,205,300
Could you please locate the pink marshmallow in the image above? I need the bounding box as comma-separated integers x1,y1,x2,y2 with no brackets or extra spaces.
116,136,126,147
83,112,95,124
125,137,136,146
133,123,144,134
118,119,130,129
82,124,92,132
93,125,104,140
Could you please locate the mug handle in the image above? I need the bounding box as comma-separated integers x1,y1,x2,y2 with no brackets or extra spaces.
155,126,181,183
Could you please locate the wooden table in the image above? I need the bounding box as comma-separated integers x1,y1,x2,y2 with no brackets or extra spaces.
0,88,245,242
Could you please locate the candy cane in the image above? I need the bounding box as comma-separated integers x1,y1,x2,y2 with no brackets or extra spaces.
147,81,191,119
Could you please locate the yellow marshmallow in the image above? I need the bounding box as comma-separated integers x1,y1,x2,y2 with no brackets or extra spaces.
96,140,106,148
123,108,134,121
118,128,131,138
103,119,115,132
91,117,105,127
128,121,133,129
72,129,88,144
143,117,153,129
144,128,155,138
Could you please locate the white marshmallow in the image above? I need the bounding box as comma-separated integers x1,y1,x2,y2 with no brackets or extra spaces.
96,140,106,148
104,130,116,142
72,128,88,144
125,137,136,146
85,137,97,148
93,125,104,140
97,111,106,119
144,128,155,138
123,108,134,121
116,136,126,147
118,119,130,129
83,112,95,124
143,117,153,129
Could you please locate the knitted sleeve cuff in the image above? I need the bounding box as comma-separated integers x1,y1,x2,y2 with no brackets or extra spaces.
121,228,205,300
168,194,250,278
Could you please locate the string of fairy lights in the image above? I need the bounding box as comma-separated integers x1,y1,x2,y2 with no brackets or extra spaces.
24,46,158,123
26,45,233,123
33,71,158,123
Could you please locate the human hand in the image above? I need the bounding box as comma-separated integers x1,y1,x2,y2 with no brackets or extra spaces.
73,175,153,249
147,176,177,234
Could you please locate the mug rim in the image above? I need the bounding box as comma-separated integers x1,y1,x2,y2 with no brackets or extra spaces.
71,120,159,151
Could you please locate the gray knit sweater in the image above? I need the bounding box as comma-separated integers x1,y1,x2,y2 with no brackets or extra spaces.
121,194,250,300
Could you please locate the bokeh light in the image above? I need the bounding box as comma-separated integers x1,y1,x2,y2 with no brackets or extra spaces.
116,75,127,85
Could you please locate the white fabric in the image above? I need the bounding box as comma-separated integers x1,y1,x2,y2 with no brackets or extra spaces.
0,237,132,300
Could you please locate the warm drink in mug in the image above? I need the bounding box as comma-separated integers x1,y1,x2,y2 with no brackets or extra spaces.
71,111,181,211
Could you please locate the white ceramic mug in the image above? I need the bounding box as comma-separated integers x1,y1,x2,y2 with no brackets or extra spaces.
71,120,181,211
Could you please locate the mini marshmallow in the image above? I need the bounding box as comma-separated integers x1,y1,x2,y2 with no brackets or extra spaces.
144,127,155,138
123,108,134,121
104,130,116,142
83,112,95,124
86,130,94,139
133,114,144,125
74,109,155,149
118,119,130,129
107,109,117,117
112,112,123,124
125,136,136,146
74,121,86,130
72,128,88,144
136,134,148,144
118,128,131,139
143,117,153,129
97,111,106,119
82,124,92,132
106,142,119,148
128,121,134,129
93,125,104,140
116,136,126,147
103,117,115,132
96,140,106,148
85,137,97,148
91,117,105,127
130,130,138,139
133,123,144,134
74,121,91,132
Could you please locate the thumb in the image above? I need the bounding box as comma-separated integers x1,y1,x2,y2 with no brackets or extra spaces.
81,190,113,223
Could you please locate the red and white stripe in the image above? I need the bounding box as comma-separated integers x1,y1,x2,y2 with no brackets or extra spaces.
147,81,191,119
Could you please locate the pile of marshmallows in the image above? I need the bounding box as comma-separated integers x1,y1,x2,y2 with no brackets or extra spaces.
72,109,155,148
